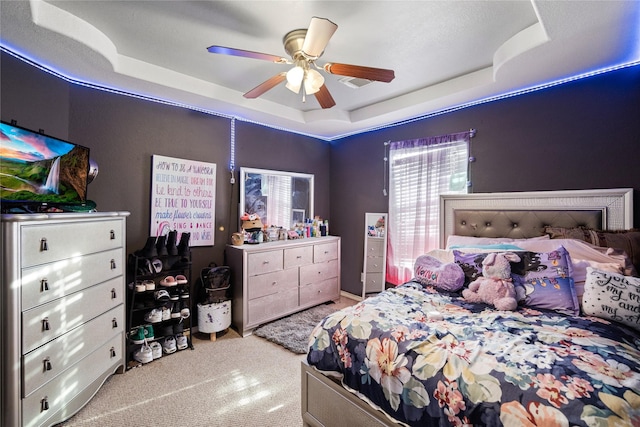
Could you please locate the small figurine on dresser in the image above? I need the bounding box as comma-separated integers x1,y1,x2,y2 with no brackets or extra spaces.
241,212,264,244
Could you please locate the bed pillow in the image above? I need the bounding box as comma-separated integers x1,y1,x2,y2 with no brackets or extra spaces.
545,226,640,274
414,254,465,292
582,267,640,331
454,247,580,315
514,246,579,316
446,234,549,248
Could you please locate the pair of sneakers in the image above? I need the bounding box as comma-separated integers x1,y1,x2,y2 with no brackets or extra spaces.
129,325,154,343
133,342,153,364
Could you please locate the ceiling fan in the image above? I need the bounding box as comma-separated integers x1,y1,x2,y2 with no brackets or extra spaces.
207,17,395,109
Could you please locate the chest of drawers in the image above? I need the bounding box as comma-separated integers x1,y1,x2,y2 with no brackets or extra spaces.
1,212,129,427
226,236,341,336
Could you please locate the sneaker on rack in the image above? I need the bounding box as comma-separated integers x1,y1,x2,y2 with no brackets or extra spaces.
173,321,184,335
179,287,190,299
143,280,156,291
171,302,181,319
134,281,146,293
129,326,146,344
180,300,190,318
134,343,153,364
149,341,163,359
144,324,155,340
154,289,170,302
176,274,188,285
175,334,188,350
161,306,171,321
144,308,163,323
163,336,177,354
169,291,179,301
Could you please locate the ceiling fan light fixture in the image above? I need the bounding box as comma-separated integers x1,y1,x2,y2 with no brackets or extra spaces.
304,69,324,94
285,65,304,93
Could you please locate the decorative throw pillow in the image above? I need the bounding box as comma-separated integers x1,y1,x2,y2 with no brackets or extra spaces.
583,267,640,331
454,247,580,315
515,246,579,316
414,254,465,292
545,226,640,274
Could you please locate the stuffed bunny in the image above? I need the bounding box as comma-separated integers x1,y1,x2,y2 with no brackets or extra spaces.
462,252,521,311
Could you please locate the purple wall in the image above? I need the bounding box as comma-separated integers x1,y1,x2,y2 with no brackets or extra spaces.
330,66,640,295
2,51,639,296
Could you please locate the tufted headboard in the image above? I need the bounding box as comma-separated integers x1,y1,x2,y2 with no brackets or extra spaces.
440,188,633,248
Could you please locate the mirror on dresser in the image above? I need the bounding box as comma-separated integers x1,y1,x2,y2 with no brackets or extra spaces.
239,167,314,229
362,212,387,298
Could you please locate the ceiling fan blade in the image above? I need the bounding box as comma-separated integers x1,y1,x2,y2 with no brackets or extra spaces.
301,17,338,59
324,63,395,83
314,84,336,109
243,73,287,99
207,45,288,63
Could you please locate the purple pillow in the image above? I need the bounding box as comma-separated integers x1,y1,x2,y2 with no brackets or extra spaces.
453,247,579,315
414,255,464,292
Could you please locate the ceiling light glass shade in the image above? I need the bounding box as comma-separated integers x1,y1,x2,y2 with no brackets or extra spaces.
304,69,325,95
285,66,304,93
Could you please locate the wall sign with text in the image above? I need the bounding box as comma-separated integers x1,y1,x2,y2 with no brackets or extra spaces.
150,155,216,246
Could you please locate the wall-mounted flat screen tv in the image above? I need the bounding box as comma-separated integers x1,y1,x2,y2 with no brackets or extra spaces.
0,121,90,212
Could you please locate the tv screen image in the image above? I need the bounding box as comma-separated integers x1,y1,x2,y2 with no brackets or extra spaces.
0,121,90,210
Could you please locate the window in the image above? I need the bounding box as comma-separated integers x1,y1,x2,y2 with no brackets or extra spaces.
387,132,471,285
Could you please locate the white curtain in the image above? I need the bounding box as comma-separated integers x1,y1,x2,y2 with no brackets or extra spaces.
387,132,470,285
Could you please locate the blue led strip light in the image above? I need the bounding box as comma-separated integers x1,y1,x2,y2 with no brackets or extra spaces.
229,118,236,173
1,44,639,143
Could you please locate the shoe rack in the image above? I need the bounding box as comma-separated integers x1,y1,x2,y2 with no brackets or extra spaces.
125,231,193,369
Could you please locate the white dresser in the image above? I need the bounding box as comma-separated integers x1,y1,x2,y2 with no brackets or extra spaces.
1,211,129,427
226,236,341,336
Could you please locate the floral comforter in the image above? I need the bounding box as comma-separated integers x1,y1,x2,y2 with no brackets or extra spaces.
307,281,640,426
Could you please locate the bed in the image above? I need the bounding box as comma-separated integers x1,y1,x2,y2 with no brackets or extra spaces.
301,188,639,427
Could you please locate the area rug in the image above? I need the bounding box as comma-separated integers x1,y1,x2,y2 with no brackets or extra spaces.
253,303,339,354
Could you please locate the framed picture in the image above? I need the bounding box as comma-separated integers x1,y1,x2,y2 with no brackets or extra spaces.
292,209,305,226
150,155,216,246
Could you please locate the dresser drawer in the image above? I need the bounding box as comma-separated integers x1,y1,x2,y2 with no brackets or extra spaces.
22,277,124,354
366,256,384,273
313,242,338,264
22,333,123,427
21,219,124,268
365,273,385,289
21,248,124,311
300,277,339,307
365,238,384,256
247,250,284,276
284,245,313,269
247,287,299,327
247,268,298,300
22,304,124,397
300,259,338,286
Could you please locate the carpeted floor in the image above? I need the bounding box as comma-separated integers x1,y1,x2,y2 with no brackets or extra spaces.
56,295,357,427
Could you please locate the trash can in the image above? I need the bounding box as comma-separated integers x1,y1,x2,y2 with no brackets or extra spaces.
197,300,231,333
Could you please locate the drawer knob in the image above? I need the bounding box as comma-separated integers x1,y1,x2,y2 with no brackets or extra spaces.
263,260,269,265
41,397,49,412
111,288,117,299
110,259,117,270
271,281,277,286
40,238,48,251
112,318,118,328
110,346,116,358
41,278,49,292
43,357,52,372
296,255,302,259
42,317,50,331
110,230,116,240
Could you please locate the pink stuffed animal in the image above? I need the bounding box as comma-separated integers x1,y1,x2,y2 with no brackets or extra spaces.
462,252,521,311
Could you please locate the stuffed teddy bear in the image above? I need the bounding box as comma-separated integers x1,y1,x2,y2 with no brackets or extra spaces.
462,252,521,311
